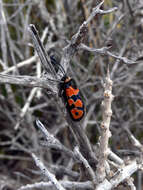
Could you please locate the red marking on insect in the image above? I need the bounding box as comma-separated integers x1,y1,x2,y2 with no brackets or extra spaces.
68,98,83,107
71,108,84,120
66,87,79,97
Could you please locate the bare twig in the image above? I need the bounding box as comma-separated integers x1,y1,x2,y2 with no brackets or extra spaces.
0,74,57,92
36,120,79,161
1,55,37,74
96,161,138,190
60,0,117,73
15,87,38,130
51,164,79,179
79,44,136,64
74,146,96,185
0,0,20,113
96,68,114,182
125,128,143,152
68,119,98,170
108,149,124,165
86,1,117,24
28,24,57,78
18,181,94,190
32,153,66,190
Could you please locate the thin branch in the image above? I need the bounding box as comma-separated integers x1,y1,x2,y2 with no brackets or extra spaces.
60,0,117,73
28,24,57,78
86,1,117,24
126,0,134,18
15,87,38,130
36,120,79,161
125,128,143,152
18,181,93,190
108,149,124,165
51,164,79,179
68,119,98,170
74,146,96,186
0,74,57,92
1,55,37,74
32,153,66,190
79,43,136,64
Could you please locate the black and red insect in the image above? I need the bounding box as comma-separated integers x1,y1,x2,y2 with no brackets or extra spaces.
50,56,85,121
29,24,85,121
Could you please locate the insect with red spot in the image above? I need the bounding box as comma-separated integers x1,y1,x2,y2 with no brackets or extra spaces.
51,56,85,121
29,24,85,122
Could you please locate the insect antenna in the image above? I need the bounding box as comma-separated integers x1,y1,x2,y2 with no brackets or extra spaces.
58,62,66,76
43,76,64,83
50,55,66,77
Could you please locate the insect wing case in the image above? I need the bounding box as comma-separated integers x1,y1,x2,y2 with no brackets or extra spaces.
61,78,85,121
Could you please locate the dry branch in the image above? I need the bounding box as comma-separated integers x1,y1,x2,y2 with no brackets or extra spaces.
32,153,66,190
36,120,79,161
18,181,94,190
0,74,55,91
96,161,138,190
96,68,114,182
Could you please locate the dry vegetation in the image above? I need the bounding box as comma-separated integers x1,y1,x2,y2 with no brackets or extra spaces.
0,0,143,189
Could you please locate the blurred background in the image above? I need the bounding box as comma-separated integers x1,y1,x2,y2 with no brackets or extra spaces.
0,0,143,189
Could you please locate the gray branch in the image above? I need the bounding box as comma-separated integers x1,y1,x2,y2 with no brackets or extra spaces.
32,153,66,190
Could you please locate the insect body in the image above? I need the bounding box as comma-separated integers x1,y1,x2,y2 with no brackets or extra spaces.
59,76,85,121
50,55,85,121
